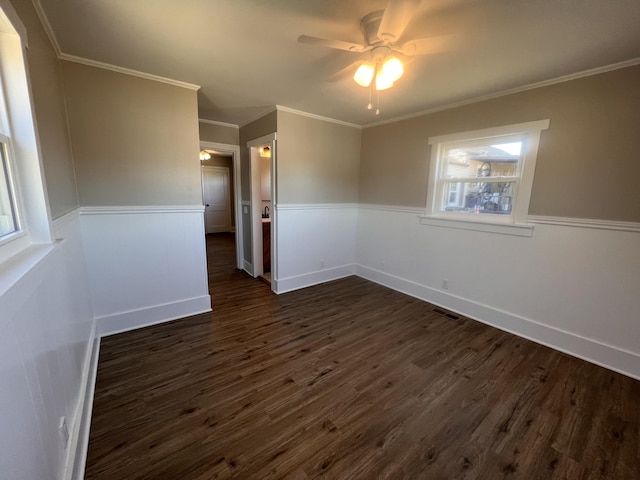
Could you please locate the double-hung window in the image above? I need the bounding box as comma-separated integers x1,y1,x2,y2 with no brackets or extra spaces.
0,2,52,265
425,120,549,233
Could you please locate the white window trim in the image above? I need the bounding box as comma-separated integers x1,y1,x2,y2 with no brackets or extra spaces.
0,1,53,267
422,119,549,236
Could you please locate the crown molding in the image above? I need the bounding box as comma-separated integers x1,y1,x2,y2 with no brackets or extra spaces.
363,57,640,129
276,105,362,129
59,54,200,90
32,0,200,90
238,107,278,128
198,118,239,129
31,0,60,55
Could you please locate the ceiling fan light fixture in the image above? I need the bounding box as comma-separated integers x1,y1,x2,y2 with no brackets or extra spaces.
380,56,404,83
199,150,211,161
375,74,394,91
354,61,375,87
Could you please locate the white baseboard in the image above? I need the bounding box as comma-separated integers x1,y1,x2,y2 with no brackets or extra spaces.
275,264,356,294
356,265,640,380
63,322,99,480
97,295,212,337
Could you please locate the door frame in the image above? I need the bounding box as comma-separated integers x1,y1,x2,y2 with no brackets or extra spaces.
200,141,243,269
247,133,277,288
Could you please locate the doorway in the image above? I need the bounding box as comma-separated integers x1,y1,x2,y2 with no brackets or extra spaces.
200,141,243,269
247,133,276,290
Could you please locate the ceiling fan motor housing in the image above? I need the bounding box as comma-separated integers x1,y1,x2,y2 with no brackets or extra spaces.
360,10,385,46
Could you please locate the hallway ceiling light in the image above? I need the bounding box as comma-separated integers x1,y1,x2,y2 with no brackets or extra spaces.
199,150,211,161
259,146,271,158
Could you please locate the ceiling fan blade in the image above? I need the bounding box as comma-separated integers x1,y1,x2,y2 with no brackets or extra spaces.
297,35,367,52
397,35,453,56
377,0,421,42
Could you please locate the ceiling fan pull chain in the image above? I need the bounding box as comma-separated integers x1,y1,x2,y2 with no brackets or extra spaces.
367,82,373,110
376,90,380,115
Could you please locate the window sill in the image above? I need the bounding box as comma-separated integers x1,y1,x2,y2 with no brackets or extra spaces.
0,242,55,298
418,215,534,237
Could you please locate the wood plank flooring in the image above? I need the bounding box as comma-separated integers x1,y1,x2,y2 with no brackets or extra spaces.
85,233,639,479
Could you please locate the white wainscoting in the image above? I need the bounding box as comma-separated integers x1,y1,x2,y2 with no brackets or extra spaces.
0,209,95,480
274,204,358,293
79,206,211,336
355,205,640,379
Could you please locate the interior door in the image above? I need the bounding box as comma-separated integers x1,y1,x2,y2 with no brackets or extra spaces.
202,166,231,233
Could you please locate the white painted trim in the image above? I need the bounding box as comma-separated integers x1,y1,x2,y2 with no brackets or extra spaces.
275,264,356,294
275,105,362,129
97,295,212,337
79,205,204,215
247,133,277,279
363,58,640,128
528,215,640,233
23,1,203,92
358,203,426,214
200,141,244,269
419,216,535,237
63,322,98,480
239,107,277,128
31,0,60,54
276,203,359,211
0,243,55,297
426,119,549,226
241,200,251,206
355,265,640,380
427,119,550,145
51,208,80,231
246,132,277,148
243,259,253,276
198,118,239,129
59,54,200,90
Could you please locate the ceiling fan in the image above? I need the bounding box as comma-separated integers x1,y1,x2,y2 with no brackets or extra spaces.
298,0,447,99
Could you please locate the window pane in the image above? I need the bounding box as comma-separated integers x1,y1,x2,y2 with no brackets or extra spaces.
444,141,522,179
442,181,515,215
0,143,17,237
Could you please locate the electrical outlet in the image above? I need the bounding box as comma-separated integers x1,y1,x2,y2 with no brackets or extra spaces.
59,417,69,450
442,279,449,290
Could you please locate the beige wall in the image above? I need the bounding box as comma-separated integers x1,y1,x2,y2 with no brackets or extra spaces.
199,121,239,145
277,110,361,204
62,61,201,206
9,0,78,219
360,65,640,222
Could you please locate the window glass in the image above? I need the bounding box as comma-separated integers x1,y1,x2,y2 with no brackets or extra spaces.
440,140,522,216
0,140,17,238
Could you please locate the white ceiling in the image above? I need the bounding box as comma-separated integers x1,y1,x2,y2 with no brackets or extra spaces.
36,0,640,127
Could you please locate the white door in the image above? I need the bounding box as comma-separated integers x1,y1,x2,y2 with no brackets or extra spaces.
202,166,231,233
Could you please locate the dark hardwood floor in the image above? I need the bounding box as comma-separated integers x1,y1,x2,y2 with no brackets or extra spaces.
85,233,639,479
